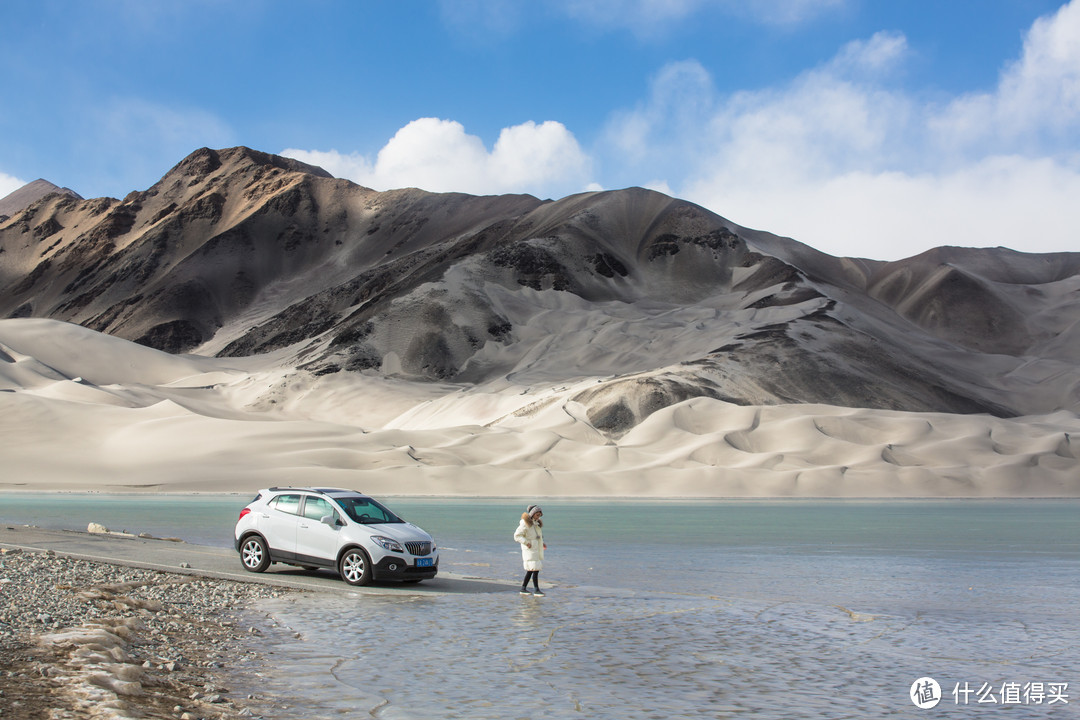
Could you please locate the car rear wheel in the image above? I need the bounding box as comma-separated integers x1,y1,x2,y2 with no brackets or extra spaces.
240,535,270,573
339,548,372,586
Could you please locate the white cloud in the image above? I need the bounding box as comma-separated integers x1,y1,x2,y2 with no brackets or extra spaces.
0,171,27,200
934,0,1080,154
690,157,1080,259
605,60,715,168
604,4,1080,260
826,30,908,78
998,0,1080,133
284,118,592,199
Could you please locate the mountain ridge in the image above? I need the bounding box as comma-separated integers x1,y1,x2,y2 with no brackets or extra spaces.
2,146,1078,440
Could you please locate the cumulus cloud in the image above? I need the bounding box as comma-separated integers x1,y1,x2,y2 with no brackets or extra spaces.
0,171,27,199
691,157,1080,260
284,118,592,199
933,0,1080,154
603,5,1080,260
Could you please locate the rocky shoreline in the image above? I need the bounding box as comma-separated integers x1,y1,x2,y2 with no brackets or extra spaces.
0,547,295,719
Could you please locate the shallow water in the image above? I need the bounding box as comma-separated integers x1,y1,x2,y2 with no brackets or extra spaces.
3,495,1078,718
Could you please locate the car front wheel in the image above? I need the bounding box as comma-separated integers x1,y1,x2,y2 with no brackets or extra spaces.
240,535,271,573
339,548,372,586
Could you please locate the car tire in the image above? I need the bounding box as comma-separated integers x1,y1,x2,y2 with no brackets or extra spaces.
240,535,271,573
339,547,372,586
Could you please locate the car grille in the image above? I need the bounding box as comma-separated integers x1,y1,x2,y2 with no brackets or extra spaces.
405,541,431,556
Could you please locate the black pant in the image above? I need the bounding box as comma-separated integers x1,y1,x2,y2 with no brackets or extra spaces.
522,570,539,589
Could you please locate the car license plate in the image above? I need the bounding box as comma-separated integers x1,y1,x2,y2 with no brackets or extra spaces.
416,558,433,567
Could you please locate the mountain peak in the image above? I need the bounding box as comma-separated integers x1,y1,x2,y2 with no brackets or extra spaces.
162,146,333,186
0,179,83,219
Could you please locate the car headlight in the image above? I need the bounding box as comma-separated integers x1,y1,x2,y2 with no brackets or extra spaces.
371,536,405,553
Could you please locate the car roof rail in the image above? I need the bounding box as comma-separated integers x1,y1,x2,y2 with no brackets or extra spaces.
267,486,361,495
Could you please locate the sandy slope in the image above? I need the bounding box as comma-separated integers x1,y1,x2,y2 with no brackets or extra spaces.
2,318,1076,497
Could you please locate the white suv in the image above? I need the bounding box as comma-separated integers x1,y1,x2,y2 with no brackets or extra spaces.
234,487,438,586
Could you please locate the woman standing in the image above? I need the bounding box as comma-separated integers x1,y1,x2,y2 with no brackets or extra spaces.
514,504,546,596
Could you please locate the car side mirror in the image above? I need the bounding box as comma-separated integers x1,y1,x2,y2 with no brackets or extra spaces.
321,514,342,527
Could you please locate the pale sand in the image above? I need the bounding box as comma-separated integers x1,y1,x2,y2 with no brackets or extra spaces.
1,317,1078,497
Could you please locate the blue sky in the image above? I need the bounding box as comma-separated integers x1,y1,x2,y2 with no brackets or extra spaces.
2,0,1078,260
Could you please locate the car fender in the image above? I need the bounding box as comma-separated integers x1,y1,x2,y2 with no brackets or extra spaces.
337,543,370,564
236,529,268,552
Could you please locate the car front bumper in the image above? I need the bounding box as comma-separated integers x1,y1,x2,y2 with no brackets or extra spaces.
372,555,439,580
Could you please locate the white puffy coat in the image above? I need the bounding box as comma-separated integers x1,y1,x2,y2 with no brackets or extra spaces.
514,518,544,571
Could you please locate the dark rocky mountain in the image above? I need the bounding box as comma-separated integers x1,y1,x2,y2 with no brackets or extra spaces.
2,146,1078,436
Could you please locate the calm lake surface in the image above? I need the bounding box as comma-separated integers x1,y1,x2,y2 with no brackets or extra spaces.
3,494,1077,719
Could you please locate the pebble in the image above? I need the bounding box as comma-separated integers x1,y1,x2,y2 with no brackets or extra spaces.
0,548,291,718
0,551,284,654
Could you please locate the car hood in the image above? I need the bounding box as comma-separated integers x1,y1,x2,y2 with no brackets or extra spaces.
365,522,433,543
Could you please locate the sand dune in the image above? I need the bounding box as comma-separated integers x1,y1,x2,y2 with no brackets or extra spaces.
1,318,1077,496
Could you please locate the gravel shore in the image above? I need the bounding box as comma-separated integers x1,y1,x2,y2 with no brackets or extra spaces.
0,547,296,719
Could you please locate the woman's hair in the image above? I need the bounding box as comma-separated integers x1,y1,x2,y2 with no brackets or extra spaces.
521,511,543,528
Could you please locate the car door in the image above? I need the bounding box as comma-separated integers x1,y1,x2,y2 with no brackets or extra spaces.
261,493,302,559
295,495,342,566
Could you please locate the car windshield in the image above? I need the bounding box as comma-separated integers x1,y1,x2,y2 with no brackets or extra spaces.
334,495,404,524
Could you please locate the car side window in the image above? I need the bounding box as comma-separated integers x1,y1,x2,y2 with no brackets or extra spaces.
303,496,335,521
270,494,301,516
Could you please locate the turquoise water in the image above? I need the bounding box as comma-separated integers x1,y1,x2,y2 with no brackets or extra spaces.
0,492,249,546
2,494,1078,718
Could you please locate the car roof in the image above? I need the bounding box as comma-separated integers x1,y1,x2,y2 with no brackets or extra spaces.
264,486,367,498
